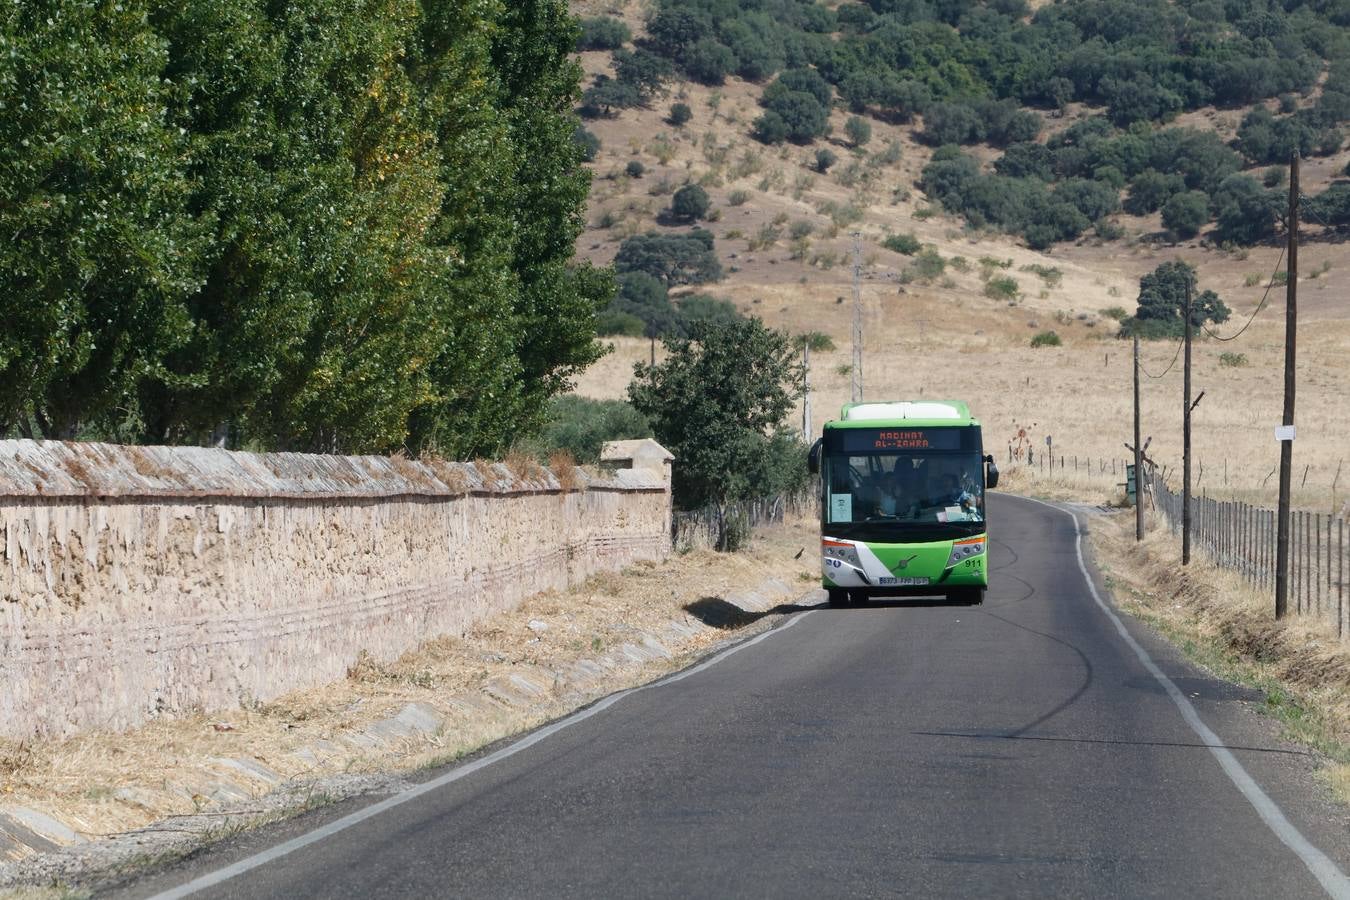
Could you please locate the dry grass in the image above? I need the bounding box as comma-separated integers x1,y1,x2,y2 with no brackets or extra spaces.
1090,509,1350,802
0,516,818,844
548,450,583,491
571,47,1350,515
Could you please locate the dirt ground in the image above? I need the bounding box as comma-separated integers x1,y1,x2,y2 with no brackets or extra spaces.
570,0,1350,512
0,517,820,888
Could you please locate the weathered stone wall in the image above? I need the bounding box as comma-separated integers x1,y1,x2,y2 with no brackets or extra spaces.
0,441,670,739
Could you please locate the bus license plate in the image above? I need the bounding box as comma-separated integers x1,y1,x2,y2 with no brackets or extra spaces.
878,576,929,586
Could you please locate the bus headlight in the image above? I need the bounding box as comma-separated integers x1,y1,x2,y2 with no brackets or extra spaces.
946,537,986,567
822,538,861,569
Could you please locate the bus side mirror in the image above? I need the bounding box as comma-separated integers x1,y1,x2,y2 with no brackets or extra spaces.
985,454,999,490
808,438,822,474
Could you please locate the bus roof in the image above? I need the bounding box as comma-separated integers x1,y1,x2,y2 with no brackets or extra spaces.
828,400,978,429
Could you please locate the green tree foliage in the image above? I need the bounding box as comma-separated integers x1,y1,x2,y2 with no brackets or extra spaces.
576,16,629,51
614,230,723,286
1119,262,1230,340
758,72,830,144
0,0,201,439
629,317,806,510
676,294,744,330
682,37,735,85
753,111,790,145
573,126,601,161
580,74,642,117
815,148,839,172
1211,175,1279,246
845,115,872,148
613,48,673,102
671,184,710,221
1124,170,1185,215
668,102,692,126
1161,191,1209,239
2,0,606,455
523,395,651,464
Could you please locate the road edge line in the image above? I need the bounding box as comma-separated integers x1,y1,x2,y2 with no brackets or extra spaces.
1009,493,1350,899
146,609,814,899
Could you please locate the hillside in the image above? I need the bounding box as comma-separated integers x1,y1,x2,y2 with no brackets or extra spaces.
566,0,1350,510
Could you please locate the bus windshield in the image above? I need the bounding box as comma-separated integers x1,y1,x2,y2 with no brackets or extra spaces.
824,451,985,526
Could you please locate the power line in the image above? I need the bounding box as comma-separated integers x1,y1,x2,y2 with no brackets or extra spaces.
1140,336,1183,379
1201,244,1286,343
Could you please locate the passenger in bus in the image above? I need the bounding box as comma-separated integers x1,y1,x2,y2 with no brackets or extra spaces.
877,472,917,518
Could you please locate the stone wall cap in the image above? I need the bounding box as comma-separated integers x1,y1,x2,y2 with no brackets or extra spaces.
0,439,638,500
599,439,674,464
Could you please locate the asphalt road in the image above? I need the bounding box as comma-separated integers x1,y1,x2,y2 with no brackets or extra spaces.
117,494,1350,899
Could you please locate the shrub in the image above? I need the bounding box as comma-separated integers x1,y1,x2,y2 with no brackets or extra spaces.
1101,306,1129,321
882,233,922,255
845,116,872,148
614,230,722,285
789,220,814,240
527,396,652,465
671,184,711,221
677,294,744,330
728,189,751,206
793,331,835,352
625,160,645,179
753,111,790,145
1219,352,1248,367
815,148,838,172
984,275,1020,302
668,103,693,127
577,17,630,51
1030,331,1062,348
596,310,647,337
906,249,946,282
1161,190,1210,239
572,126,601,162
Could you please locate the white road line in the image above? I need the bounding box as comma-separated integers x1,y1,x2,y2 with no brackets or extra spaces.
147,609,813,899
1011,494,1350,900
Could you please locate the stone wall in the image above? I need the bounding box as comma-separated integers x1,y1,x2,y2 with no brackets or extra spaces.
0,440,671,740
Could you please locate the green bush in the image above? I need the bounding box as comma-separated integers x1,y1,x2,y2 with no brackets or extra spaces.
793,331,836,352
1101,306,1129,321
728,189,751,206
1162,190,1210,239
906,248,946,282
882,233,922,255
573,126,601,162
984,275,1020,301
845,116,872,148
577,17,630,51
668,102,693,126
596,310,647,337
625,160,645,178
1030,331,1062,348
525,396,652,464
1219,352,1248,367
815,148,839,172
671,184,711,221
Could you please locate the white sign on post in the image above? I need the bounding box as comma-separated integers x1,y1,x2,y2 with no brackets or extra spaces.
1274,425,1297,442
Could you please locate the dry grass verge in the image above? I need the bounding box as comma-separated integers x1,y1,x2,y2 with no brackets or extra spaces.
0,516,818,891
1089,509,1350,803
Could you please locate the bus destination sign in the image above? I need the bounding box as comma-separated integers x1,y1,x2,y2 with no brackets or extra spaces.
840,428,963,452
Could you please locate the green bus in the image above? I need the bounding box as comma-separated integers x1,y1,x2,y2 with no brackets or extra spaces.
807,401,998,606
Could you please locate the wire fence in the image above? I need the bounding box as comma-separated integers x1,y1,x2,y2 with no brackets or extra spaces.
1149,470,1348,639
672,490,814,553
1002,450,1347,640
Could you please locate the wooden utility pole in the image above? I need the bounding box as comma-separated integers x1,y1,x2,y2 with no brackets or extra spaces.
1182,279,1193,565
1276,153,1300,620
850,232,863,403
1134,335,1144,541
802,342,812,441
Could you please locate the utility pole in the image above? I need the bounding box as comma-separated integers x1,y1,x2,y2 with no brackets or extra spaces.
1276,153,1300,620
1182,278,1192,565
802,341,812,441
1134,335,1144,541
851,232,863,403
